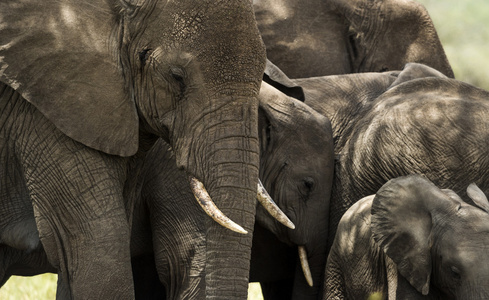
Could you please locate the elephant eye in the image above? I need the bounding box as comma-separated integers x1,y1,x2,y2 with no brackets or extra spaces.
299,177,315,199
172,73,184,83
170,67,186,94
450,266,461,280
304,177,315,189
138,48,153,66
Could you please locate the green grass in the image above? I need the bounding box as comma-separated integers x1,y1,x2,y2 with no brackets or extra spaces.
248,283,264,300
0,274,57,300
0,276,264,300
417,0,489,90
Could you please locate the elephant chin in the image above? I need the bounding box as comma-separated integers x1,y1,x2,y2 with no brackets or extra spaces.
189,176,295,234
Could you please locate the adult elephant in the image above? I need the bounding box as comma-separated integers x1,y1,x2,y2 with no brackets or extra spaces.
264,61,489,261
326,175,489,299
0,0,267,298
129,81,334,299
253,0,454,78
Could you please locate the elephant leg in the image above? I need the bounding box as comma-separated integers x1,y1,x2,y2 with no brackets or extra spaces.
28,158,133,299
17,123,134,298
56,275,72,300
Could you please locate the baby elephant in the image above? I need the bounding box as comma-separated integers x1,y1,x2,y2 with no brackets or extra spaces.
325,174,489,299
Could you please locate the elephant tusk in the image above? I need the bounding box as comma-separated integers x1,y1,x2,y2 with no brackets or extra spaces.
298,246,313,287
189,176,248,235
257,180,296,229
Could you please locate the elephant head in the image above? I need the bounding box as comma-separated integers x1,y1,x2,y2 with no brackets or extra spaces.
0,0,267,298
371,175,489,298
255,81,334,298
253,0,453,78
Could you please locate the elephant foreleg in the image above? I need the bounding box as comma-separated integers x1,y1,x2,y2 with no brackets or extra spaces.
17,117,134,299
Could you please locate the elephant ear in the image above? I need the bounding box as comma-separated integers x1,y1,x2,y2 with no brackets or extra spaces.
371,175,433,296
466,183,489,213
0,1,138,157
389,63,448,89
263,60,305,102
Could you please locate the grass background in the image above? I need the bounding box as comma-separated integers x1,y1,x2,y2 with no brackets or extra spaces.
417,0,489,90
1,0,487,298
0,274,265,299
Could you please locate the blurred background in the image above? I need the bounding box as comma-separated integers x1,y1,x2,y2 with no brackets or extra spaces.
1,0,487,299
419,0,489,90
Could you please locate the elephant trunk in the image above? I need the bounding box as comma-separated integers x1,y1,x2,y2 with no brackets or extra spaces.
183,96,260,299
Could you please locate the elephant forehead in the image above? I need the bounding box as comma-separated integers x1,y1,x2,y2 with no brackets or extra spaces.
141,2,266,91
437,205,489,248
170,10,206,42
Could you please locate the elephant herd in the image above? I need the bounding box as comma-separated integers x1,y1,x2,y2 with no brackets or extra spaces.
1,0,489,299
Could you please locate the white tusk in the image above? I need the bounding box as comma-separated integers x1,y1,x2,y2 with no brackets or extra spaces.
256,180,295,229
298,246,313,287
189,176,248,234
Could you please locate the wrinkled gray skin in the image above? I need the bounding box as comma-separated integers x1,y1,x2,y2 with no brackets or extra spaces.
251,82,334,300
264,62,489,287
130,139,202,300
253,0,454,78
0,81,334,299
0,1,266,298
129,81,334,299
326,175,489,299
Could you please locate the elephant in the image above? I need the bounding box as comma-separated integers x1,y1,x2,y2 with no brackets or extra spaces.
252,81,334,299
253,0,454,78
325,175,489,299
0,0,268,298
0,80,334,299
129,81,334,299
262,60,489,263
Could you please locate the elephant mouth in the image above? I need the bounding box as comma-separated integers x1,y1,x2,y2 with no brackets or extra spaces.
189,176,295,234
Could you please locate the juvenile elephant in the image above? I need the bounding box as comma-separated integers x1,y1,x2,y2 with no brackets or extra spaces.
253,0,453,78
252,82,334,299
326,175,489,299
264,60,489,282
0,0,267,298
